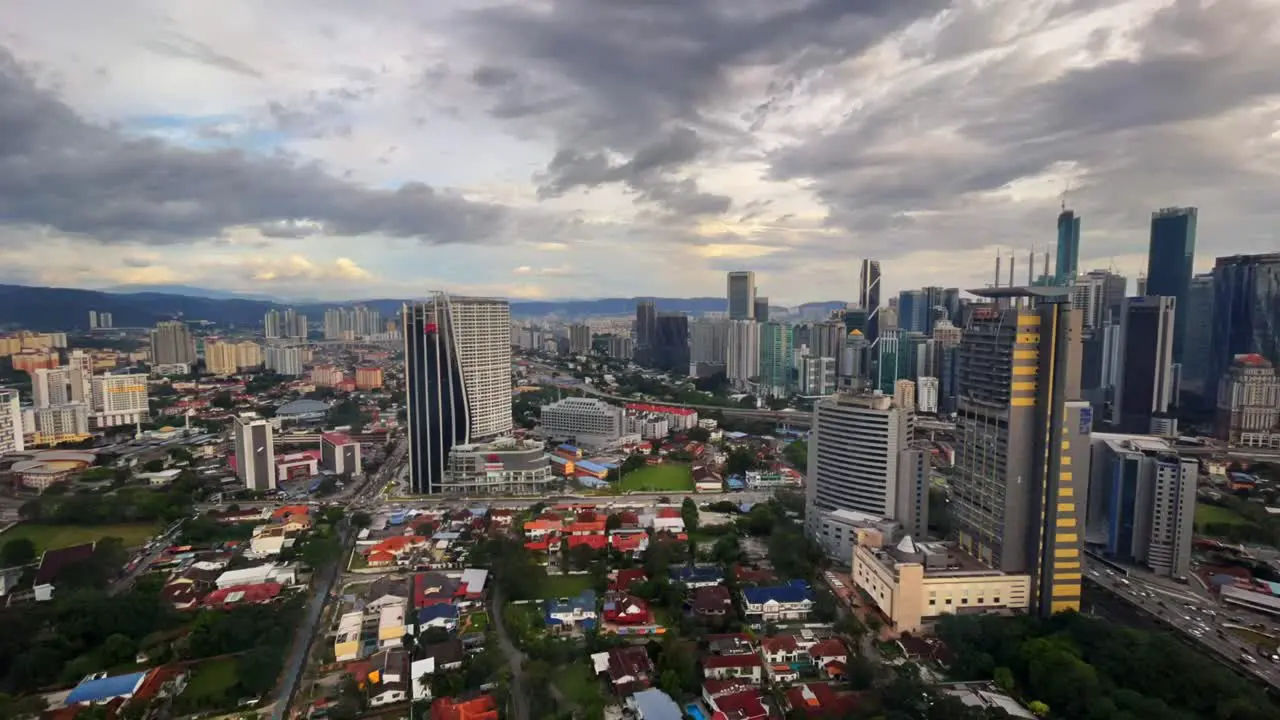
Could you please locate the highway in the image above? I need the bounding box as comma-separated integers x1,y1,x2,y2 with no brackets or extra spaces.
1086,562,1280,689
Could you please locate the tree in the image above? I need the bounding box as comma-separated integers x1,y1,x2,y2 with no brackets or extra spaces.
681,498,699,536
351,511,372,529
1,538,36,567
993,666,1015,694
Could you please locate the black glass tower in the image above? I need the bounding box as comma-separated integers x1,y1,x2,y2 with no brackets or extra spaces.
1145,207,1197,363
403,301,469,494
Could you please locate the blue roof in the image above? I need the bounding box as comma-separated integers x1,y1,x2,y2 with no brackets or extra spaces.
632,689,682,720
66,671,149,705
550,455,570,466
545,589,597,620
579,477,610,488
726,478,746,489
742,579,813,605
417,605,460,623
557,444,580,453
576,460,608,473
671,566,724,584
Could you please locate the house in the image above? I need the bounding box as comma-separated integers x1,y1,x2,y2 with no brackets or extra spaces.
366,577,410,611
524,519,563,539
603,593,651,625
733,565,777,586
567,534,608,551
693,465,724,493
430,694,500,720
545,590,597,631
334,611,365,662
368,550,398,568
64,670,150,706
690,585,733,622
370,648,408,683
458,568,489,601
368,681,408,707
610,532,649,553
782,683,861,717
703,680,771,720
202,582,282,609
630,688,683,720
411,658,435,701
740,580,814,623
249,525,290,555
33,542,96,602
706,633,756,656
760,635,805,666
567,520,606,535
671,565,724,588
592,645,655,696
414,572,461,609
650,507,685,533
415,604,460,634
423,639,466,671
214,563,297,589
808,639,848,678
611,569,648,592
378,605,407,649
702,653,764,684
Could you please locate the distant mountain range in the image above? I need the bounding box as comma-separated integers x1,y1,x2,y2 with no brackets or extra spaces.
0,284,848,331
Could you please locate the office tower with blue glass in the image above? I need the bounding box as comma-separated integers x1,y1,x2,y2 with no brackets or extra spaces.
1145,207,1197,363
1208,253,1280,397
1056,209,1081,285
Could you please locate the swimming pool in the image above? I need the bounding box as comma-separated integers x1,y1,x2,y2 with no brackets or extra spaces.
686,703,708,720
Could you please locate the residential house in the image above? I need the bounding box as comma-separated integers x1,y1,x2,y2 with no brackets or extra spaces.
703,680,771,720
215,563,297,589
33,542,96,602
741,580,814,623
593,645,655,696
423,639,466,672
706,634,756,656
567,534,608,551
630,688,683,720
610,569,648,592
671,565,724,588
249,525,291,555
702,653,764,684
782,682,860,717
524,519,562,540
808,639,848,679
378,605,407,649
415,604,460,634
690,585,733,624
545,590,598,632
693,465,724,493
610,532,649,554
603,593,651,625
368,551,397,568
368,681,408,708
411,658,435,701
335,611,366,662
458,568,489,603
202,582,283,609
650,507,685,533
366,577,410,611
430,695,500,720
567,519,606,536
413,572,461,609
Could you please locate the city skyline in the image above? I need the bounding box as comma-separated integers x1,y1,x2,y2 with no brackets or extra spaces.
0,1,1277,303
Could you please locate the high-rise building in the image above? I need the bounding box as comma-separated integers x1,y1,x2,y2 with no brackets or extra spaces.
951,287,1090,617
1180,274,1215,397
321,432,363,476
1208,253,1280,398
204,339,240,376
606,335,634,361
264,309,283,339
1087,435,1196,579
897,290,927,334
754,297,771,323
31,404,90,445
652,313,690,374
33,367,76,407
88,310,98,330
859,260,882,353
403,294,513,494
635,301,657,359
1215,354,1280,447
233,415,276,491
265,344,305,376
894,379,916,411
727,320,760,389
916,376,940,414
90,373,148,428
569,324,592,355
0,389,23,456
877,330,900,395
840,330,867,386
355,366,384,390
758,322,793,397
98,312,113,329
1112,296,1177,434
689,319,729,367
805,391,928,538
1071,269,1127,330
727,271,757,320
1145,207,1197,363
1056,209,1081,284
67,350,93,403
798,356,836,396
150,321,196,366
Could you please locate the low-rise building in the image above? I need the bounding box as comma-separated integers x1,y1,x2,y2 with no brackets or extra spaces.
740,580,814,623
545,589,598,632
443,438,553,495
850,530,1031,634
540,397,624,448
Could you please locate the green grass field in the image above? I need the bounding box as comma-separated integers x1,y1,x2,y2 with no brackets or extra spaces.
554,662,607,716
1194,503,1249,529
619,463,693,492
184,658,238,701
542,572,595,598
0,523,159,553
461,610,490,633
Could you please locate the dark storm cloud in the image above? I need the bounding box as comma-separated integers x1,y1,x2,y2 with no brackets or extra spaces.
0,48,510,245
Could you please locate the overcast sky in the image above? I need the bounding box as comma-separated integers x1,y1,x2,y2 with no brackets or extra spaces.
1,0,1277,304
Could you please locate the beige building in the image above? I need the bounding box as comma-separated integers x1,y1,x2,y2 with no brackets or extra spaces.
850,529,1030,634
893,379,916,411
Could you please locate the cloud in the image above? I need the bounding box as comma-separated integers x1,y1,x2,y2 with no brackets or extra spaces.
250,255,372,282
0,47,512,246
140,32,264,79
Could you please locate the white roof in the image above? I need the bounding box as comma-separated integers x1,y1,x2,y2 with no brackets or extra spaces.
460,568,489,593
895,535,921,555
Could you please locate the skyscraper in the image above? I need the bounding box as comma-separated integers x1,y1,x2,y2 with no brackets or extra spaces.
1215,355,1280,446
653,313,690,374
877,330,900,395
951,287,1090,617
233,415,276,491
0,388,24,457
1208,253,1280,398
404,294,513,494
1180,274,1215,397
149,321,196,366
635,301,657,357
758,322,793,397
1071,269,1127,330
569,324,592,355
1112,296,1176,434
1145,207,1197,363
806,391,928,538
726,320,760,389
727,271,756,320
754,297,771,323
690,319,729,365
897,290,927,334
1056,209,1081,284
859,259,882,351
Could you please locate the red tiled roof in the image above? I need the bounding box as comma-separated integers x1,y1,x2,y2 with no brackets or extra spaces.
567,534,608,550
611,569,648,591
203,582,282,608
431,695,500,720
703,654,763,669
